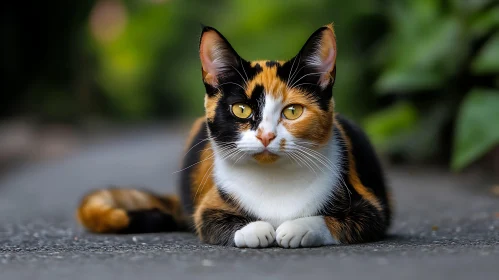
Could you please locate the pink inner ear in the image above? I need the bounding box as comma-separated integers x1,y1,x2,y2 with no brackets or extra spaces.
320,47,336,73
317,28,337,87
200,31,221,77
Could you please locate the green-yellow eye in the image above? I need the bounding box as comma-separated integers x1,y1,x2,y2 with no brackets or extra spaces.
282,104,304,120
231,103,253,119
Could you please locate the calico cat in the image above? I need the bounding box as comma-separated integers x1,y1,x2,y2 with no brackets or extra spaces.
77,24,391,248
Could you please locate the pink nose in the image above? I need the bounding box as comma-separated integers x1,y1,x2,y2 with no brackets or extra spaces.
256,131,276,147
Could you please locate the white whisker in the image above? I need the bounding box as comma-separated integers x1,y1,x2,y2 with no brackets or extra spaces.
290,71,329,89
173,144,236,174
193,148,237,202
216,82,246,92
294,149,325,173
239,58,249,84
286,55,299,88
288,56,303,87
230,65,248,88
289,150,317,176
291,82,318,88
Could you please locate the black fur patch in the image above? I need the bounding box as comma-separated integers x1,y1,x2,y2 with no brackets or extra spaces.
199,209,255,246
120,209,178,234
207,82,265,145
203,80,219,97
335,115,391,224
249,84,265,130
265,60,279,68
317,117,390,243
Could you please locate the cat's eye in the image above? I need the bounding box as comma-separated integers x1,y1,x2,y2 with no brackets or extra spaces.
282,104,304,120
231,103,253,119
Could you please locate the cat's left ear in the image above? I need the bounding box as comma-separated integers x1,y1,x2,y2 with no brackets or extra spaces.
297,24,337,88
199,26,241,87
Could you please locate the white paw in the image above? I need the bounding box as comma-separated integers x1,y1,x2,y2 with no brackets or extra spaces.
234,221,275,248
276,217,336,248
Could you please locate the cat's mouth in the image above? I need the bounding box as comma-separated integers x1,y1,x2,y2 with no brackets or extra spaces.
252,150,279,164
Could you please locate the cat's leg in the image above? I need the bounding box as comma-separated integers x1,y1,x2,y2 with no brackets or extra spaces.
196,208,275,247
276,202,387,248
276,216,338,248
194,188,275,247
322,210,388,245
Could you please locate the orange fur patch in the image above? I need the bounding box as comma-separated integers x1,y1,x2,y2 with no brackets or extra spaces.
279,138,286,151
193,187,239,241
205,94,221,122
246,62,287,100
238,122,251,132
281,92,334,146
252,151,279,164
190,142,217,208
76,190,130,233
334,116,382,211
324,216,342,241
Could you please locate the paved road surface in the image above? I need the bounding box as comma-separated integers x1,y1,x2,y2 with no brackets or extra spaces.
0,126,498,280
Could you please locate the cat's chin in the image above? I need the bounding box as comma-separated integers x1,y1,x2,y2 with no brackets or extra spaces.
252,151,280,165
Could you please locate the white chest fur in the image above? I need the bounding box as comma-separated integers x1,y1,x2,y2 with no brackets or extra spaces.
213,139,343,227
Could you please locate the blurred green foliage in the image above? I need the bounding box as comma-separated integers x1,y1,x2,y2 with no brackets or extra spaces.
364,0,499,169
453,89,499,170
87,0,384,121
2,0,498,170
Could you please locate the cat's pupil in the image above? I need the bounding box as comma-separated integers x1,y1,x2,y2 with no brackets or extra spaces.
289,107,295,114
239,105,245,113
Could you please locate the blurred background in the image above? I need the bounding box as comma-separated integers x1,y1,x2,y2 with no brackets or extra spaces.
1,0,498,175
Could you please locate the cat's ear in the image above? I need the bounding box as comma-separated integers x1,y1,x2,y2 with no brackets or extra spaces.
297,24,337,88
199,26,241,86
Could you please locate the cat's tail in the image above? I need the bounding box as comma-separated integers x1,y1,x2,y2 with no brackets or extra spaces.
76,188,187,234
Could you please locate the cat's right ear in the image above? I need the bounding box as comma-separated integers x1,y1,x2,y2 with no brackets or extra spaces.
199,26,241,87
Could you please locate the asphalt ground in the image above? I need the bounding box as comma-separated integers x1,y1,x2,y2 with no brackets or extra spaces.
1,126,498,280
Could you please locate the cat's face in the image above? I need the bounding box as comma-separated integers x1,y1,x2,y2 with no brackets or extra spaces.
199,25,337,165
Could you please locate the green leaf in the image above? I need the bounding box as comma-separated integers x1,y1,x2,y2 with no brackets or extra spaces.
396,103,453,161
469,7,499,37
376,17,465,94
453,0,497,14
472,33,499,74
375,69,444,93
452,89,499,171
363,102,419,152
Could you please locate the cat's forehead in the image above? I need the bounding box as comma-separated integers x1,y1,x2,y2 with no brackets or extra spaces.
245,60,291,101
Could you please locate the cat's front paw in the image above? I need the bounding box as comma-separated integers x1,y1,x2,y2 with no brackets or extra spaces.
234,221,275,248
276,219,324,248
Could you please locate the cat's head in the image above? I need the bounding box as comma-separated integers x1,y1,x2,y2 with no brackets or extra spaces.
199,24,337,165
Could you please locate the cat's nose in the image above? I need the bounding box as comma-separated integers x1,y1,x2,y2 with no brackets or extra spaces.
256,131,276,147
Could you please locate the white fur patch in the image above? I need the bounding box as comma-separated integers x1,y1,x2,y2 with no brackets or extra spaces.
259,95,282,134
276,216,338,248
234,221,275,248
213,133,343,227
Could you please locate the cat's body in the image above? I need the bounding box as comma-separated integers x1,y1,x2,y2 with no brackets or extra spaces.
77,24,391,248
